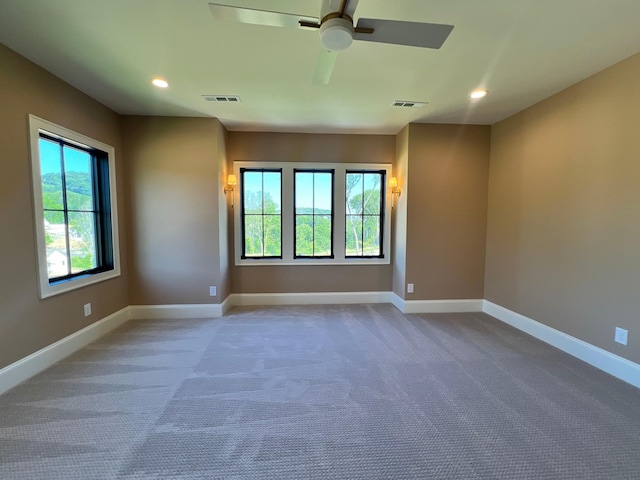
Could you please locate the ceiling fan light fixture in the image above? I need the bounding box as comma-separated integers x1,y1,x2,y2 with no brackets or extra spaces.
320,17,354,51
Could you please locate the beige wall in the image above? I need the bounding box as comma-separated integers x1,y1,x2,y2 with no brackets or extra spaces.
486,52,640,363
123,116,229,305
392,126,409,298
0,44,128,369
405,124,491,300
4,37,638,374
228,131,395,293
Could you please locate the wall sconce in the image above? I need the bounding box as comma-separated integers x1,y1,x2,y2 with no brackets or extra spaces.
390,177,401,208
224,174,237,206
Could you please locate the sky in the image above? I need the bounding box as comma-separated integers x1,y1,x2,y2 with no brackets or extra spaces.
39,138,91,176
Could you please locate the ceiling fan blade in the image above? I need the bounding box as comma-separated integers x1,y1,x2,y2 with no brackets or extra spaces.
353,18,454,49
311,48,338,85
209,3,318,29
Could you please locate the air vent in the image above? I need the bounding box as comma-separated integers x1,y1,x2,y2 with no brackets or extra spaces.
392,100,427,108
202,95,241,103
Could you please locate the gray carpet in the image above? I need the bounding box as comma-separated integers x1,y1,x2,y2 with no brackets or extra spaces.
1,304,639,479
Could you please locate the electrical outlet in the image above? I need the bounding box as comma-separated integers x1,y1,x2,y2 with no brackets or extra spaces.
407,283,414,294
209,286,217,297
83,303,92,317
614,327,628,346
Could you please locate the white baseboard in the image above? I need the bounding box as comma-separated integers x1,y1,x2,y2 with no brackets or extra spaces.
483,300,640,389
392,296,483,314
220,295,235,316
391,292,405,312
0,306,131,396
7,297,636,396
228,291,392,307
129,303,224,320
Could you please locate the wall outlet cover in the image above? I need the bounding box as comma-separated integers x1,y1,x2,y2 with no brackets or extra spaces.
614,327,628,345
209,286,217,297
407,283,414,294
83,303,92,317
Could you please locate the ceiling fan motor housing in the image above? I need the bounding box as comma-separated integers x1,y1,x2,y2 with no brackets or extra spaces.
320,17,354,51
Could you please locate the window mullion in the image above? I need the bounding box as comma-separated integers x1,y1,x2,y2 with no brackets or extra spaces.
58,142,73,276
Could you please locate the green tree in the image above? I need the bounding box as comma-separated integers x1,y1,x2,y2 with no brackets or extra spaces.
244,191,281,256
345,174,381,255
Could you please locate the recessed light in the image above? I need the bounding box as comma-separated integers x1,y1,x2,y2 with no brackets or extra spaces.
470,89,488,99
152,78,169,89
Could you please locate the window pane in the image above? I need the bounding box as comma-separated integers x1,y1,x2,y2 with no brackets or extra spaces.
346,173,363,214
295,173,313,214
314,215,332,256
314,173,332,214
363,173,381,214
345,215,363,256
295,214,314,256
68,211,97,273
39,138,64,209
244,215,264,256
44,210,69,279
363,215,381,256
264,215,281,256
64,146,94,211
243,171,263,214
263,172,281,214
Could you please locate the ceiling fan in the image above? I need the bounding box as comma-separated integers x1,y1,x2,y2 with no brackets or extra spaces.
208,0,454,85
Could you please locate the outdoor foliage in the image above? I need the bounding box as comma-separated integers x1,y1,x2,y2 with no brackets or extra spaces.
243,191,281,257
345,173,382,256
42,170,97,276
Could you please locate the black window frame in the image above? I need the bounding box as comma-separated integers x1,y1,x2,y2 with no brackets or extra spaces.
240,167,283,259
293,169,335,259
40,133,115,284
345,169,386,259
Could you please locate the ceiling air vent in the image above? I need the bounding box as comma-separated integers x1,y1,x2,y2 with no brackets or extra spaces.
202,95,241,102
392,100,427,108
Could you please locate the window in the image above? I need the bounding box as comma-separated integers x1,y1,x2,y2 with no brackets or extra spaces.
294,170,334,258
345,171,384,257
29,115,120,298
241,168,282,258
233,162,391,265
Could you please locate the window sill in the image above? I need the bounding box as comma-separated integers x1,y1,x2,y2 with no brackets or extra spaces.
40,268,121,299
235,257,389,267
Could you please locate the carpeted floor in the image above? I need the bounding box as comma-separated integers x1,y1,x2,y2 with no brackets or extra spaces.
1,304,639,479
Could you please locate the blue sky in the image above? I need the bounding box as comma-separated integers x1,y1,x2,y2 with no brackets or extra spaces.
39,138,91,175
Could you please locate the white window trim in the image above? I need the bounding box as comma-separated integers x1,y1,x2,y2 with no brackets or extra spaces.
233,161,392,266
28,115,121,299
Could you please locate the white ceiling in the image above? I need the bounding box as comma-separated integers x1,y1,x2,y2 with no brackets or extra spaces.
1,0,640,134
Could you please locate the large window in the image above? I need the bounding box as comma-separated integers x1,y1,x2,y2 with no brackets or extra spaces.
241,168,282,258
294,170,334,258
345,171,384,258
233,162,391,265
29,115,120,298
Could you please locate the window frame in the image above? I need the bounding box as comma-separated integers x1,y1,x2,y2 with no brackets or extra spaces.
29,115,121,299
239,167,283,260
233,161,392,266
293,169,335,259
345,169,386,259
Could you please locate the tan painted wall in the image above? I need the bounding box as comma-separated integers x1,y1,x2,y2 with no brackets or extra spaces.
392,126,409,298
486,52,640,363
405,124,491,300
227,131,395,293
0,44,128,369
123,116,229,305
